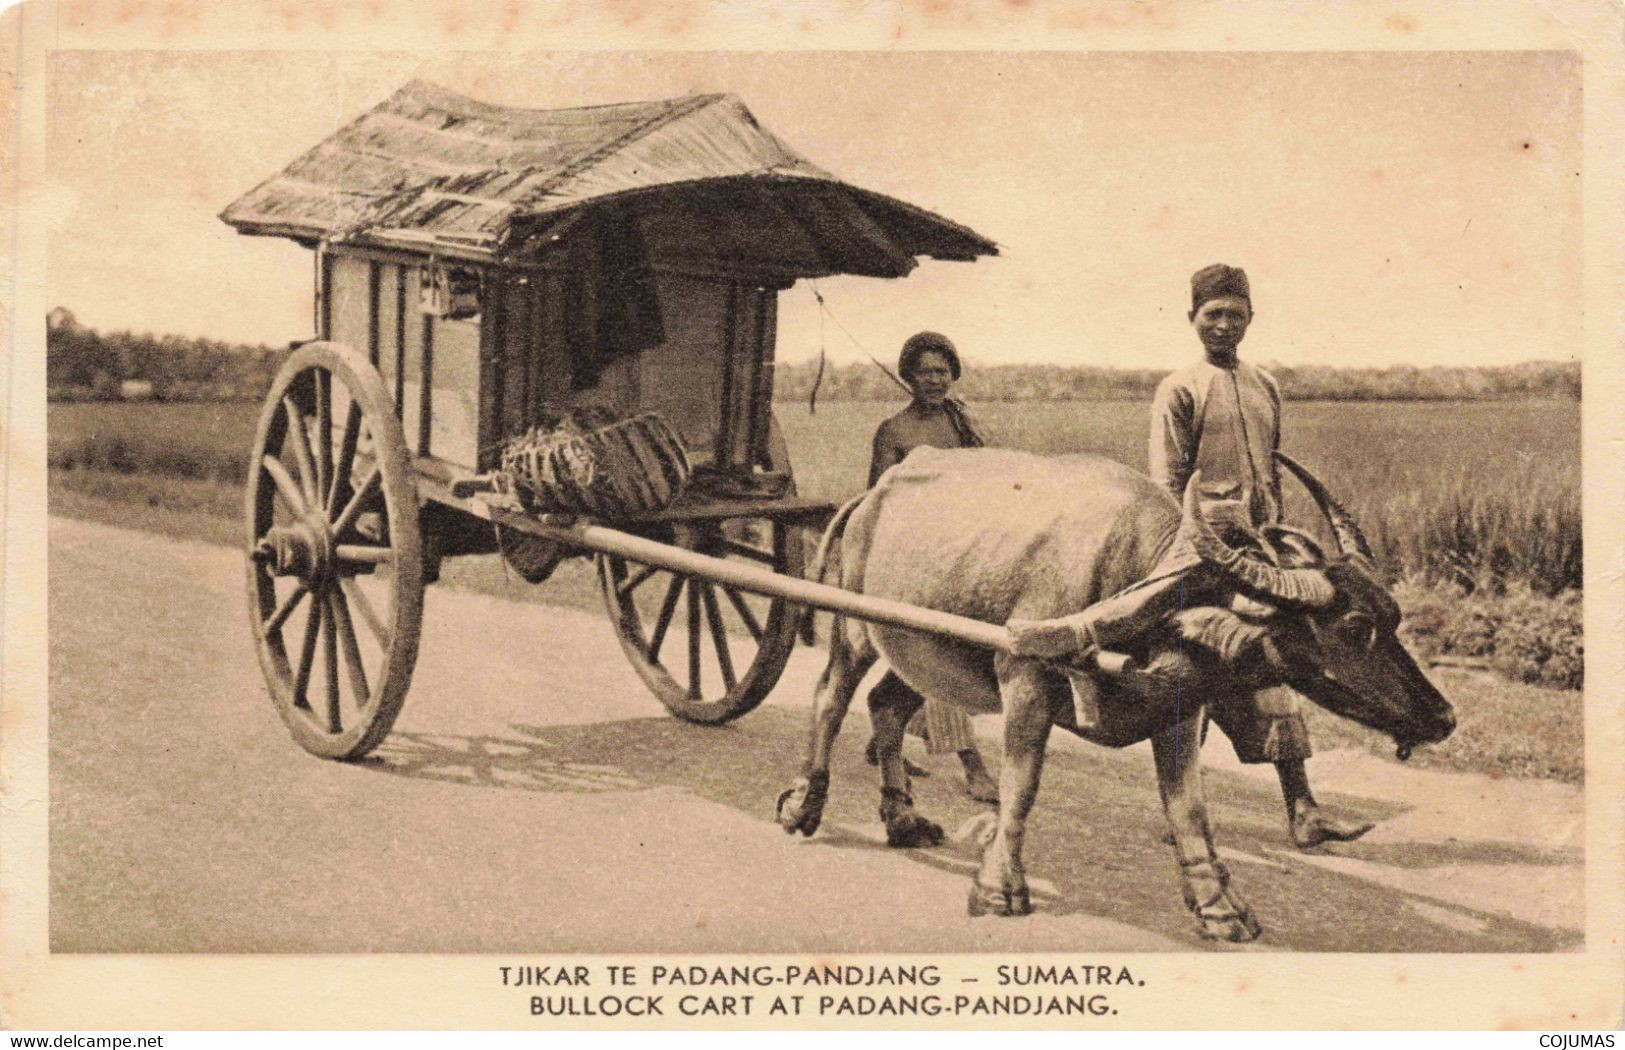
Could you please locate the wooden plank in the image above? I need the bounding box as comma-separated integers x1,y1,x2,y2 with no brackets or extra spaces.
394,266,407,418
501,274,532,437
632,273,725,459
530,272,570,416
715,282,738,468
314,250,328,339
748,289,777,467
419,313,434,457
477,273,503,471
367,261,380,366
326,254,372,355
428,312,483,469
618,495,835,524
399,267,422,447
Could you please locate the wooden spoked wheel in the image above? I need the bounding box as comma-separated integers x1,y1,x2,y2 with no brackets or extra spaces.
598,423,804,724
245,341,424,759
598,518,804,724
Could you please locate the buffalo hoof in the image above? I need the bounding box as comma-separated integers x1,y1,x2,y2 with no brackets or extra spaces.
1179,859,1261,942
775,772,830,837
1196,906,1263,943
884,811,945,848
967,881,1033,918
1291,809,1375,850
878,788,942,848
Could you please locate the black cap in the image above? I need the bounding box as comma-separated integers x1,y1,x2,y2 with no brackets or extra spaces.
898,331,961,381
1190,264,1251,312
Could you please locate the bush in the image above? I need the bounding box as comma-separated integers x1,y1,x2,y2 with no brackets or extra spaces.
1396,579,1582,690
49,430,248,484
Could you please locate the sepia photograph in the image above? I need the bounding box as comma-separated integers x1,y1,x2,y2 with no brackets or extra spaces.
4,0,1623,1032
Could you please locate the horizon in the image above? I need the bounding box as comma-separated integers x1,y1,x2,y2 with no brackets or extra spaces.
44,306,1581,374
46,51,1582,371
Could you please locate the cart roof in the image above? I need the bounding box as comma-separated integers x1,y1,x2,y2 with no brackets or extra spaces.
219,80,997,278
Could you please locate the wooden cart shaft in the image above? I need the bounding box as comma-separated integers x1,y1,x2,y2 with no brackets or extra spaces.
466,497,1015,655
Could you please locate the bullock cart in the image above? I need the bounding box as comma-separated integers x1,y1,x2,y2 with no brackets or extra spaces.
222,81,1000,758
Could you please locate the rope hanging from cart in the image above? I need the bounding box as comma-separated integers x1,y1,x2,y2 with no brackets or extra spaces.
806,281,913,415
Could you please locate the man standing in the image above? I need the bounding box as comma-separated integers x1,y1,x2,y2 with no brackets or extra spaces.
865,332,1000,804
1149,264,1371,849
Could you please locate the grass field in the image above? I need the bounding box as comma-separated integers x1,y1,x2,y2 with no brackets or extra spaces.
50,397,1581,599
49,400,262,484
49,397,1580,594
779,399,1581,597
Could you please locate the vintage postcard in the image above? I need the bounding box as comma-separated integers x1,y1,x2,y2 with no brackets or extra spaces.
3,0,1622,1031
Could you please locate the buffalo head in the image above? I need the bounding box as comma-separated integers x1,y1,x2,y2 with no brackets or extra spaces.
1179,455,1457,757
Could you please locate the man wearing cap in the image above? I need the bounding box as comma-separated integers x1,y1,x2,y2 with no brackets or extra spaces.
1007,266,1372,849
864,331,1000,804
1148,264,1372,848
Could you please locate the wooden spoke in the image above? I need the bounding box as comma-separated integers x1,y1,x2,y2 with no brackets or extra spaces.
321,596,341,733
327,401,362,513
647,574,684,663
282,396,320,505
699,585,736,692
261,581,310,639
314,369,332,507
336,544,393,566
292,596,322,706
331,466,381,535
615,563,660,598
262,455,306,514
723,539,776,564
328,590,369,708
720,585,764,642
686,579,703,700
340,577,387,648
593,419,804,726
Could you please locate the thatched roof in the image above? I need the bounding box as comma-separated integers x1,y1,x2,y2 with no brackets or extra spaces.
220,80,997,279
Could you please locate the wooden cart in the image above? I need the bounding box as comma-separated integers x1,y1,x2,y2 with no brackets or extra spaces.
223,81,996,758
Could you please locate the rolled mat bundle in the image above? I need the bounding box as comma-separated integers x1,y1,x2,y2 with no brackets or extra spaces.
497,411,691,520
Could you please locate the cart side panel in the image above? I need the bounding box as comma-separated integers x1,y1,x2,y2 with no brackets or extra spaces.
492,270,595,440
376,262,401,404
633,272,753,467
485,268,769,471
496,273,531,440
427,310,483,469
526,272,573,418
399,266,426,452
327,254,372,362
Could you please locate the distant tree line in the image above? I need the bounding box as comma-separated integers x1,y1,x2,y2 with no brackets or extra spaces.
46,308,285,402
46,308,1581,404
773,358,1581,403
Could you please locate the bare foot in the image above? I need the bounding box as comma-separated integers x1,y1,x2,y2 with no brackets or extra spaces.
1291,807,1375,849
959,748,999,805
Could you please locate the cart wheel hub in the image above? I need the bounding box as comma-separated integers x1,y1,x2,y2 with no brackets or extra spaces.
252,513,337,583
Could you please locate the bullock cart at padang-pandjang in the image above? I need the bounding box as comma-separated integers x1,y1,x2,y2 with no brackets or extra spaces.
223,81,1454,942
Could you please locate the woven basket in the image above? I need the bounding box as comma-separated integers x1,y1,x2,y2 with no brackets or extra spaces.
498,412,691,519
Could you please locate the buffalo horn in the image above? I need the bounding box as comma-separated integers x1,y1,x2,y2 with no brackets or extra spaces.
1274,452,1376,561
1181,473,1336,608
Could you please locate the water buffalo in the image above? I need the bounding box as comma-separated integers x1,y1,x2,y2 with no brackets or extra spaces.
774,448,1455,942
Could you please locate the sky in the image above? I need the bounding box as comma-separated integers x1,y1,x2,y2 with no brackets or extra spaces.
44,49,1582,371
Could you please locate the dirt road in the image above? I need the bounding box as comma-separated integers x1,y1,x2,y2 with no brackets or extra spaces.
48,517,1582,953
